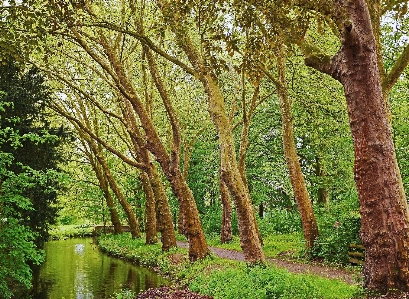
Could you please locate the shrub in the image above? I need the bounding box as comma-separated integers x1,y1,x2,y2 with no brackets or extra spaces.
258,209,302,236
311,198,361,264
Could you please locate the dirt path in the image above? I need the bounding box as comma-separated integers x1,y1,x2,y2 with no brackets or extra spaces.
176,241,358,285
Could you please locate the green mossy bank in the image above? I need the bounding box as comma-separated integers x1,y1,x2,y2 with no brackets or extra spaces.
97,234,361,299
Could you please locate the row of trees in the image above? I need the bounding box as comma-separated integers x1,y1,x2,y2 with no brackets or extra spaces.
1,0,409,294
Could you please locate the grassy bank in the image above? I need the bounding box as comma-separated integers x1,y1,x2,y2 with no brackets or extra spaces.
97,233,362,299
48,224,95,239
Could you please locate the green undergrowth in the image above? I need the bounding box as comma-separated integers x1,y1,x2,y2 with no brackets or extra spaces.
205,232,305,259
49,224,95,239
98,233,361,299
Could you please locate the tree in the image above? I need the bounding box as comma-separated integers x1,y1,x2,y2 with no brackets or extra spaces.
298,1,409,292
155,0,265,263
0,58,67,245
0,59,65,298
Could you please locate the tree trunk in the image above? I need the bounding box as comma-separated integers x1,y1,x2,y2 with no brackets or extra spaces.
122,100,175,249
277,46,318,251
79,137,123,235
220,175,233,243
98,172,123,234
166,21,264,263
305,0,409,292
139,171,158,244
209,78,264,263
96,154,141,239
315,156,329,205
149,163,177,251
105,39,208,259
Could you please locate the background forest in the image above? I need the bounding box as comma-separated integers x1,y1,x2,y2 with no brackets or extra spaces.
1,0,409,298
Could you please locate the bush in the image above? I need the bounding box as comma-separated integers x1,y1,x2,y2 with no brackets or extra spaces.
258,209,302,236
200,205,238,237
311,198,361,264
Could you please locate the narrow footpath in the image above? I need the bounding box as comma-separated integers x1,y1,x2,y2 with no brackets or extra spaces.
176,241,358,285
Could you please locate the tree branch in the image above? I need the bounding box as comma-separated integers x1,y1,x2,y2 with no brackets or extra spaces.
298,39,342,81
383,43,409,94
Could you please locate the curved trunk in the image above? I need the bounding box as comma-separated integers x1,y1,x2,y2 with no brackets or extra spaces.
99,174,123,234
210,79,264,262
122,100,175,249
87,148,123,234
277,48,318,251
155,0,263,262
170,28,264,262
169,171,208,261
338,3,409,290
149,164,177,251
139,171,157,244
97,154,141,239
305,0,409,292
102,41,207,260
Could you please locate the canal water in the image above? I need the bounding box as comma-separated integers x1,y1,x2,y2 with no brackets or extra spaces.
30,238,168,299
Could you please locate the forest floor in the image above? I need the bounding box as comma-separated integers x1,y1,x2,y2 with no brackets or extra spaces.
134,241,409,299
176,241,358,284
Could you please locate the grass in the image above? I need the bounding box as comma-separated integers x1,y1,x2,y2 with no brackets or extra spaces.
48,224,95,239
205,232,305,258
97,233,362,299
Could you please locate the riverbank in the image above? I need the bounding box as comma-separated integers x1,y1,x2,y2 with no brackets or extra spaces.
97,233,361,299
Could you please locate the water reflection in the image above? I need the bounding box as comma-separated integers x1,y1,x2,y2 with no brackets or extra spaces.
31,238,168,299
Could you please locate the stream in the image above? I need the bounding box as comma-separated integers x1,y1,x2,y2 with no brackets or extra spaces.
30,238,168,299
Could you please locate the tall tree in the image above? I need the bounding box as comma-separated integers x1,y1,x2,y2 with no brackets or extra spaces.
296,0,409,292
0,59,65,297
0,59,67,245
155,0,265,263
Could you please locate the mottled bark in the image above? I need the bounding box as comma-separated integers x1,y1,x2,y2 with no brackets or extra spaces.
96,153,141,239
277,46,318,251
139,171,158,244
161,11,264,262
304,0,409,292
220,175,233,244
122,100,176,250
149,163,177,251
98,36,207,260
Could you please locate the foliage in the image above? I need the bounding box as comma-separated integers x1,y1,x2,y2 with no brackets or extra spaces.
0,58,67,297
98,234,360,299
206,233,305,258
258,209,302,235
48,224,95,239
0,58,69,245
200,205,239,237
311,196,361,264
110,289,136,299
0,171,45,298
190,264,359,299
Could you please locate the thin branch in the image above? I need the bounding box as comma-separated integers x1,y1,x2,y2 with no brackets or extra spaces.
383,43,409,94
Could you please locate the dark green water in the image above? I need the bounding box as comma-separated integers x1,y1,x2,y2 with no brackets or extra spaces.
31,238,168,299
